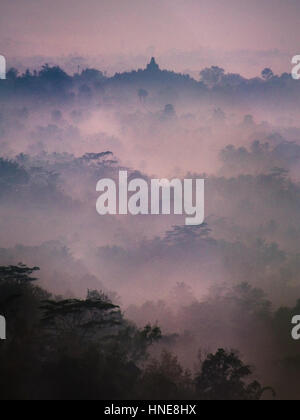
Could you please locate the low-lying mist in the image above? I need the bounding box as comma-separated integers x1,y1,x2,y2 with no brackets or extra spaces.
1,60,300,398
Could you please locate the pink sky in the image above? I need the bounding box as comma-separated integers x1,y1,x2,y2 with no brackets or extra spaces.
0,0,299,76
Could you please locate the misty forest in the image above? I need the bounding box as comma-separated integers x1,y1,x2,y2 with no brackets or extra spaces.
1,58,300,400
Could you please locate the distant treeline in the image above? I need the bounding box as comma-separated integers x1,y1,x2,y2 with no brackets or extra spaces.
0,61,298,104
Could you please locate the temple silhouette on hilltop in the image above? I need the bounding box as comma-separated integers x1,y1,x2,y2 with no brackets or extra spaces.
146,57,160,72
112,56,197,87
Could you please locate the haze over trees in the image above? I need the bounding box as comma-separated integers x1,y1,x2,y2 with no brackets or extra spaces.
1,58,300,399
0,264,273,400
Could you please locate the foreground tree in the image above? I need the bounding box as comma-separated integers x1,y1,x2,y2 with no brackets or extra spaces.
138,350,193,400
0,264,275,400
196,348,274,400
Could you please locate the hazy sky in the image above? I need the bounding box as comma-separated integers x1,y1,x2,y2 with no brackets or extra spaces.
0,0,299,76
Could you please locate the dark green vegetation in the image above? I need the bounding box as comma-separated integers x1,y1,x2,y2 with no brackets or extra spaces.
0,264,273,400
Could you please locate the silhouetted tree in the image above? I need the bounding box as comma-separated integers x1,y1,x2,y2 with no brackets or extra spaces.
138,350,193,399
163,104,176,118
138,88,148,102
41,292,121,339
262,68,274,81
200,66,225,87
196,348,273,400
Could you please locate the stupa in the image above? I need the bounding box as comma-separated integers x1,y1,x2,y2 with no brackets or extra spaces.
146,57,160,72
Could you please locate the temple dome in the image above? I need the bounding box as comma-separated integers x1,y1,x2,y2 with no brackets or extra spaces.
146,57,160,72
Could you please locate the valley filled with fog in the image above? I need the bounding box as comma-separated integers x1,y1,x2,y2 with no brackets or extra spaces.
1,59,300,398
